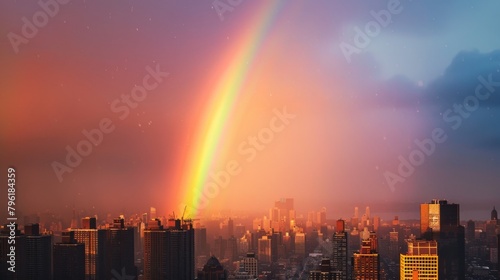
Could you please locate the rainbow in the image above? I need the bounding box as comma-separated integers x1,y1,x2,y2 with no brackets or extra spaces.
175,1,289,214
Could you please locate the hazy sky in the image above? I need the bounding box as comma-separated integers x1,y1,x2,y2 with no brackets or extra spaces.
1,0,500,221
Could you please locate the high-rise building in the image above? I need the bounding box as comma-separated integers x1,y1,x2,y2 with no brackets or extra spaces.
143,219,194,280
295,232,306,257
109,218,137,279
352,229,380,280
228,218,234,238
53,231,85,280
242,252,258,277
257,235,271,263
0,223,27,280
72,217,111,280
196,256,228,280
150,207,157,220
195,227,208,269
466,220,475,242
332,219,348,280
25,223,52,280
309,258,337,280
388,230,399,263
420,199,465,280
400,239,438,280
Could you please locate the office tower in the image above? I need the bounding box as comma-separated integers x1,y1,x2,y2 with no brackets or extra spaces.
81,216,97,230
109,218,137,278
365,206,370,219
228,218,234,238
388,230,399,263
242,252,258,277
420,199,465,280
373,216,381,232
492,207,498,221
150,207,157,220
196,256,228,279
354,207,359,219
352,229,380,280
235,224,246,238
72,217,111,280
466,220,475,242
270,231,282,263
309,258,338,280
225,236,238,262
0,223,27,280
143,219,194,280
195,227,208,268
53,231,85,280
295,232,306,257
400,239,438,280
257,235,272,263
214,236,227,260
25,223,52,280
332,219,348,280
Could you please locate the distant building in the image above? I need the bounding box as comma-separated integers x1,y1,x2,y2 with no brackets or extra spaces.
25,223,52,280
71,217,111,280
53,231,85,280
309,258,339,280
331,219,348,280
400,239,438,280
143,219,194,280
197,256,227,280
109,218,137,278
257,236,271,263
295,232,306,257
420,199,465,280
352,229,380,280
242,252,258,277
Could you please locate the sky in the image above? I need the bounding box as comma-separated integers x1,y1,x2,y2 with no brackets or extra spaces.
1,0,500,221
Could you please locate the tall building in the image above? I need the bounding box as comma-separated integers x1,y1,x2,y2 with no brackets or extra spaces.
400,239,438,280
0,223,27,280
25,223,52,280
53,231,85,280
352,229,380,280
143,219,194,280
72,217,111,280
332,219,348,280
196,256,227,280
420,199,465,280
295,232,306,257
257,235,271,263
109,218,137,278
309,258,337,280
242,252,258,277
228,218,234,238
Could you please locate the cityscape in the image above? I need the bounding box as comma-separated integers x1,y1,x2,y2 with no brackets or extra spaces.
2,1,500,280
1,198,500,279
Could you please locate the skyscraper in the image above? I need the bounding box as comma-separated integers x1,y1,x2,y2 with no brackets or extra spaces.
242,252,258,277
72,217,111,280
143,219,194,280
332,219,348,280
400,239,438,280
25,223,52,280
109,218,137,278
309,258,337,280
420,199,465,280
53,231,85,280
352,229,380,280
257,235,271,263
196,256,228,280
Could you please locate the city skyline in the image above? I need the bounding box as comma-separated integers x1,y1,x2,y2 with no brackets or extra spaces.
2,0,500,240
